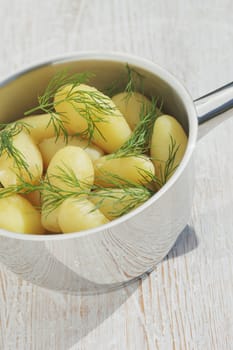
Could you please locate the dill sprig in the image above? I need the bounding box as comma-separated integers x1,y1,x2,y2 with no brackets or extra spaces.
90,186,152,218
25,69,120,143
24,69,93,141
145,135,181,188
0,121,32,175
104,63,145,97
59,86,119,142
0,170,42,199
90,172,153,217
0,182,37,199
25,69,92,116
124,63,144,96
41,181,77,214
41,165,154,217
108,97,159,158
159,135,180,185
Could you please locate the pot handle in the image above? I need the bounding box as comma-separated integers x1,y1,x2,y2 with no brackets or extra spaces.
194,82,233,139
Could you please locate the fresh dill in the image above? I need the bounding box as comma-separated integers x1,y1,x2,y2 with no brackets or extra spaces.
59,86,119,142
24,69,93,142
0,121,32,175
90,186,152,218
25,69,119,143
104,63,145,97
25,69,93,116
41,165,154,217
124,63,145,96
108,97,160,158
159,135,180,185
145,135,181,188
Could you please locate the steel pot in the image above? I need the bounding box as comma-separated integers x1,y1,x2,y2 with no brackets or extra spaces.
0,52,231,294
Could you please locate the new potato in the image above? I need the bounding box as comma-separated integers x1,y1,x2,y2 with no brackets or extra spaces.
58,197,109,233
150,115,188,182
0,194,44,234
54,84,132,153
94,155,155,187
112,91,152,130
46,145,94,191
39,135,104,169
17,114,57,143
0,130,43,187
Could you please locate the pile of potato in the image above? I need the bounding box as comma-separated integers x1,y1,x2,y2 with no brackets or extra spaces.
0,82,187,235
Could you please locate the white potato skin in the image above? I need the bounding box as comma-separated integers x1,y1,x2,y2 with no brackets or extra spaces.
0,194,44,234
54,84,132,153
58,197,109,233
39,135,104,169
150,115,188,182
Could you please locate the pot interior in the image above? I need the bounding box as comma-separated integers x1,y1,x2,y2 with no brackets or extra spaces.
0,57,190,134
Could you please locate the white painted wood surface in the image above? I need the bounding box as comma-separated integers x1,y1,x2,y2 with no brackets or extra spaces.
1,1,233,349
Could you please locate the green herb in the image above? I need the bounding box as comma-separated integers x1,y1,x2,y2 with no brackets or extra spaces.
145,135,180,188
159,135,180,185
108,97,160,158
41,165,153,217
104,63,145,97
0,121,32,175
124,63,144,96
24,69,119,143
60,86,119,142
25,69,92,116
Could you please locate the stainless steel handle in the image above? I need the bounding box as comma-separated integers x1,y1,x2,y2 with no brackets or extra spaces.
194,82,233,139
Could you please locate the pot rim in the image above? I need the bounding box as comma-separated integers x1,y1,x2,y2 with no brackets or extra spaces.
0,51,198,241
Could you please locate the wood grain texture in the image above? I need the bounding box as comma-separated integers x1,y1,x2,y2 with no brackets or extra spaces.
1,0,233,349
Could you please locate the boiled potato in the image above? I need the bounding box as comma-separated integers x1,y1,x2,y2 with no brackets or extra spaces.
38,135,104,169
112,92,152,130
41,206,61,233
150,115,188,183
90,188,148,220
17,114,57,143
46,145,94,191
0,194,44,234
42,146,94,232
94,155,155,187
0,130,43,187
54,84,132,153
58,197,109,233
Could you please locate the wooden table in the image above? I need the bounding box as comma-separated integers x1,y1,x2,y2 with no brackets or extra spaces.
1,1,233,349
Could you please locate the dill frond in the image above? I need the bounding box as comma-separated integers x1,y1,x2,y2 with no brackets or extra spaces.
25,69,121,143
108,97,159,158
124,63,145,96
58,86,119,142
148,135,181,188
104,63,145,97
41,165,154,217
0,121,32,175
24,69,93,141
160,135,180,185
0,173,42,199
